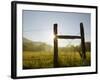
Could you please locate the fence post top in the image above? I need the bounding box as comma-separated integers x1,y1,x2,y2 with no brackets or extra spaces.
80,22,83,26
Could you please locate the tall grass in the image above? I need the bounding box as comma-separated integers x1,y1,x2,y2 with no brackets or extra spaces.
23,51,91,69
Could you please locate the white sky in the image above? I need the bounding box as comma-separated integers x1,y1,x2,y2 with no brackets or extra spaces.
23,10,91,47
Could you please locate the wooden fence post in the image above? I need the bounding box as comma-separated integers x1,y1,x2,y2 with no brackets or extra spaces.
54,24,58,67
80,22,86,65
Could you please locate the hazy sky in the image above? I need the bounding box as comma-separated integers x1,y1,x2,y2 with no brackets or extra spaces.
22,10,91,47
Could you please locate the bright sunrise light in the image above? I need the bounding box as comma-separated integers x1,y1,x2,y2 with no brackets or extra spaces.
23,10,90,47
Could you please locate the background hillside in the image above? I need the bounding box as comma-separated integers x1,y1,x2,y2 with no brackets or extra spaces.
23,37,52,52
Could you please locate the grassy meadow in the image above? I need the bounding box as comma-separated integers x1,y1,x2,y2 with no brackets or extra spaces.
23,38,91,69
23,50,91,69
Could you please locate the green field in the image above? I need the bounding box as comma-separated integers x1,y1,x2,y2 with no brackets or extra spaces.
23,51,91,69
23,38,91,69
